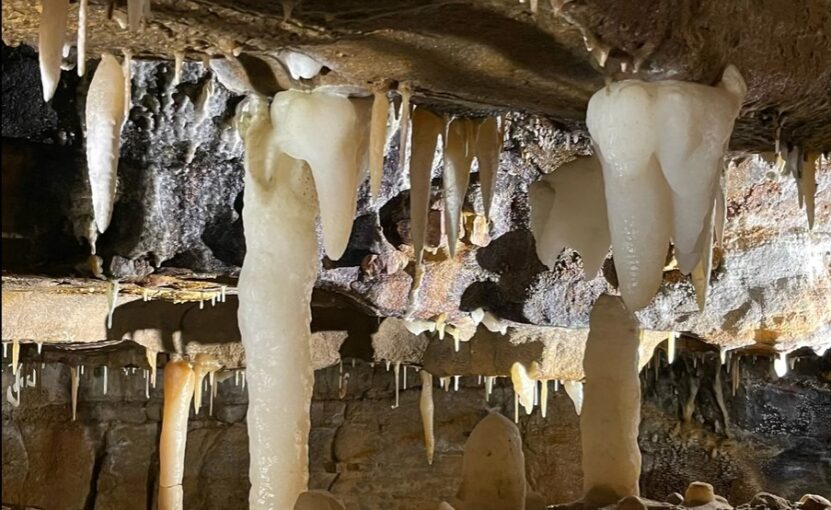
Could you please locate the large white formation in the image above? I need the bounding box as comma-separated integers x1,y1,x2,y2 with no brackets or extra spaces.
409,107,444,269
475,117,502,220
271,90,368,260
237,89,364,509
451,412,526,510
443,118,476,257
38,0,69,102
586,66,746,310
530,155,610,279
581,294,642,505
159,360,195,510
237,94,319,509
85,53,127,234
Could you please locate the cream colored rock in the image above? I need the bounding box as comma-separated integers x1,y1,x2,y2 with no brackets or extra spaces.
684,481,715,506
453,412,526,510
798,494,831,510
159,361,195,510
581,295,642,505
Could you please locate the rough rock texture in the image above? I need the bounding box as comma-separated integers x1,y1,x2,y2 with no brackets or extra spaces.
2,352,829,509
2,0,830,150
2,45,829,355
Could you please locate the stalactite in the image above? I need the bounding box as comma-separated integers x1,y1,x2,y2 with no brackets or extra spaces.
475,117,501,221
146,348,158,387
159,360,195,510
77,0,88,76
86,53,126,234
38,0,70,102
369,90,390,198
397,82,412,174
443,118,476,257
586,66,746,310
11,340,20,376
540,380,549,418
70,365,79,421
419,371,435,465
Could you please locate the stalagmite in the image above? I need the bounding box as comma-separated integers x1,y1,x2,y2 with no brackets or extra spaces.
529,155,610,278
443,118,475,257
38,0,70,102
237,93,319,509
409,107,444,267
77,0,88,76
581,294,642,505
586,66,746,310
420,370,435,465
564,380,583,415
510,362,538,415
475,117,502,220
86,53,126,234
453,413,526,510
159,360,195,510
369,91,390,198
70,365,79,421
270,90,366,260
12,340,20,376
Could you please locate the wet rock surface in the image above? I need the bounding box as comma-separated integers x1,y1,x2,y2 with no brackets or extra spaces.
2,352,829,509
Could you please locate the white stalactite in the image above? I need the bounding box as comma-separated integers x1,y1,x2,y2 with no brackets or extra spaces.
581,294,642,505
564,380,583,415
443,118,475,257
86,53,126,233
270,90,367,260
510,362,537,415
159,360,195,510
369,91,390,198
77,0,88,77
409,107,444,267
419,371,435,465
70,365,79,421
586,66,746,310
529,155,610,279
38,0,70,102
12,340,20,376
475,117,502,221
397,82,412,174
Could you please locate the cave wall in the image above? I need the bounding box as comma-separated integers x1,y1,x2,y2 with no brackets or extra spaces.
3,352,829,509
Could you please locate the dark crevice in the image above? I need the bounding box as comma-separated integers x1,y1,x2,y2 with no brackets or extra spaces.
83,424,110,510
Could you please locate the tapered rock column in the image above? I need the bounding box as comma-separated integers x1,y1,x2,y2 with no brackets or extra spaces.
581,294,642,505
